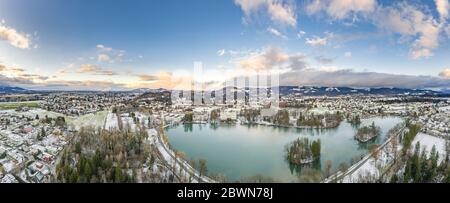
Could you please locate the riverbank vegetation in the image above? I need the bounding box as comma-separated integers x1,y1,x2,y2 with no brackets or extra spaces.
297,112,343,128
347,114,361,126
274,110,290,126
241,109,260,123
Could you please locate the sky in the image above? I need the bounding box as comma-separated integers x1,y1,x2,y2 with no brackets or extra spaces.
0,0,449,91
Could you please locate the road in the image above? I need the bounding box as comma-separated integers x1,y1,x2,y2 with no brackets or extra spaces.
153,126,215,183
323,125,405,183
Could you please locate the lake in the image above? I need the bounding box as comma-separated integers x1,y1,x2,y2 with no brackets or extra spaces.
165,117,403,182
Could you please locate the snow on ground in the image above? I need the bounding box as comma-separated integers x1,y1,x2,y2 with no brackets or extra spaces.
412,133,448,163
122,117,136,132
0,108,64,119
341,145,394,183
439,106,450,112
1,108,108,131
66,111,108,130
340,133,448,182
307,107,334,115
104,112,118,130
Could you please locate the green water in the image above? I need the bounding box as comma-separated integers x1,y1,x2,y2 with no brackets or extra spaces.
165,117,402,182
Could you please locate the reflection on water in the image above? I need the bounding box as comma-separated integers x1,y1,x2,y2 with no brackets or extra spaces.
287,159,322,176
165,117,403,182
183,124,193,132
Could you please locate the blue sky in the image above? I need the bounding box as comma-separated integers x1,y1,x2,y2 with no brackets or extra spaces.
0,0,449,90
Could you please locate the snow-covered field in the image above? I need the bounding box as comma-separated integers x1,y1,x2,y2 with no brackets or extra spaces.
104,112,118,130
338,133,448,183
341,146,393,183
412,133,448,163
66,111,108,130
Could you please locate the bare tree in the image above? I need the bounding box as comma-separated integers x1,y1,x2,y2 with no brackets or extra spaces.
198,159,208,181
325,160,332,178
390,136,398,163
370,144,380,165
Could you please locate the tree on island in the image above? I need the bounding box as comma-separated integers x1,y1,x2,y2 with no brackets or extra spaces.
286,138,321,165
183,112,193,123
210,109,220,123
274,110,290,126
355,122,381,142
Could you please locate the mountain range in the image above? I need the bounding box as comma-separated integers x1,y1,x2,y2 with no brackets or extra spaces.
0,85,448,96
0,86,29,94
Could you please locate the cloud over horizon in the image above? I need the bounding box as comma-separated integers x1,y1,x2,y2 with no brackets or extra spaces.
232,47,450,89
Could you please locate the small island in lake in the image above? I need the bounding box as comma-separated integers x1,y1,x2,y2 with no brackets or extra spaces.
286,138,321,165
354,122,381,143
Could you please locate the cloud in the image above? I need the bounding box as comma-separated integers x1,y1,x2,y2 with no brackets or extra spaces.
77,64,117,76
281,69,450,89
440,68,450,79
8,67,25,74
0,63,46,81
0,63,49,86
95,44,125,63
266,1,297,27
137,74,158,81
97,54,111,62
297,30,306,39
375,3,441,59
136,71,174,82
0,21,31,49
436,0,449,22
230,47,450,89
306,0,377,20
235,47,291,71
0,63,125,91
344,52,352,57
96,44,113,52
410,48,433,60
0,64,6,71
0,74,35,86
315,55,335,64
127,71,195,90
17,74,48,81
217,49,226,56
266,27,288,39
33,80,128,91
305,36,328,46
234,0,297,27
305,32,334,46
305,1,446,59
446,24,450,37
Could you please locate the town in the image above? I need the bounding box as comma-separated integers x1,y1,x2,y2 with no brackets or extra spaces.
1,87,449,183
